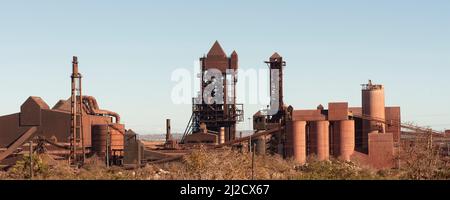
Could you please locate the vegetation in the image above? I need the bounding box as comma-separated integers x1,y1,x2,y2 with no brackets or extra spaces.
398,140,450,180
0,143,448,180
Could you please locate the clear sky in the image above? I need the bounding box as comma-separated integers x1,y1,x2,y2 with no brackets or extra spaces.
1,0,449,134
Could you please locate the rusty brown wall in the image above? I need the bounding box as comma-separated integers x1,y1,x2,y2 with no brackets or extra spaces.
40,109,71,144
20,98,47,126
204,56,229,72
184,133,218,144
292,110,326,121
328,102,349,121
0,113,29,147
368,132,395,169
385,107,401,143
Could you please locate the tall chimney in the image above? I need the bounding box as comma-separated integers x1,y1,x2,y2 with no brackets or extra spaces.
72,56,79,75
166,119,172,142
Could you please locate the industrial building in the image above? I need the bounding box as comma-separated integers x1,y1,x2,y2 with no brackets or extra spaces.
1,41,447,171
181,41,244,145
0,57,129,167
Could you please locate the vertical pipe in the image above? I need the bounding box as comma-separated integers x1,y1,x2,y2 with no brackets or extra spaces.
80,75,85,163
106,125,110,168
29,140,33,179
251,145,256,180
219,127,225,144
249,135,252,153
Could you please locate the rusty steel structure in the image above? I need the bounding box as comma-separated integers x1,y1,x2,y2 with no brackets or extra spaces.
265,53,286,123
182,41,244,144
2,42,449,170
0,56,127,168
69,56,85,166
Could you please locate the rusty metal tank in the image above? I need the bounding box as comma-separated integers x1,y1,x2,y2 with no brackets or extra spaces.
92,125,108,157
337,120,355,161
310,121,330,161
292,121,306,164
92,124,124,157
362,80,386,150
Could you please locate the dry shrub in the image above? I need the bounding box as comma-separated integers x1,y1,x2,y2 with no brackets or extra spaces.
162,146,297,180
0,170,9,180
2,142,448,180
295,157,380,180
399,140,450,180
7,153,49,179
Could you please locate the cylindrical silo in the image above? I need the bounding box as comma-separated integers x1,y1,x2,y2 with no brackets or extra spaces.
219,127,225,145
292,121,307,164
362,81,386,150
338,120,355,161
311,121,330,161
92,124,125,158
92,125,109,157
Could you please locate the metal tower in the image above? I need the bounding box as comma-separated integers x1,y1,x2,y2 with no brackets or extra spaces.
69,56,85,166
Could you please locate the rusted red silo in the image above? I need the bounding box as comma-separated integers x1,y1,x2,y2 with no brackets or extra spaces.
312,121,330,161
292,121,306,164
92,125,109,157
362,80,386,150
338,120,355,161
92,124,124,158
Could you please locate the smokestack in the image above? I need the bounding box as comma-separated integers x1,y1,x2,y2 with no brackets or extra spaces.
166,119,172,142
72,56,79,75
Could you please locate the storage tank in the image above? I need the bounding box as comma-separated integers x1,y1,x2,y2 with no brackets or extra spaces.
292,121,306,164
362,80,386,150
92,124,125,158
92,125,108,157
310,121,330,161
338,120,355,161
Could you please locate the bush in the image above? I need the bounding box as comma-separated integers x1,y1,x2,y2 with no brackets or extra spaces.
294,157,380,180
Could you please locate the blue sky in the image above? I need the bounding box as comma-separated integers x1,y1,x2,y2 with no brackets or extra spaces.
1,0,449,134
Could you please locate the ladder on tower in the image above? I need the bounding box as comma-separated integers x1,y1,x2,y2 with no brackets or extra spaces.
69,56,85,167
